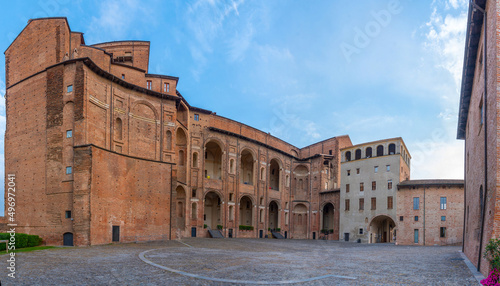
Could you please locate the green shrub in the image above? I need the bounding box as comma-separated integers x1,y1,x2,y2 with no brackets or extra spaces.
239,225,254,231
484,238,500,270
27,235,43,247
0,233,43,250
217,225,223,230
203,224,207,229
275,228,281,232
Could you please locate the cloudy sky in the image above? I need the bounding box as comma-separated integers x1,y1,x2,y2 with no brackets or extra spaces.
0,0,468,211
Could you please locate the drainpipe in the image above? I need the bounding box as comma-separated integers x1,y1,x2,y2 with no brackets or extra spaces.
470,0,487,272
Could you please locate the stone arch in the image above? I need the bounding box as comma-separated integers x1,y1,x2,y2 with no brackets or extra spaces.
175,186,186,233
176,127,187,146
205,140,223,180
130,102,157,160
269,158,281,191
321,202,335,233
131,100,159,120
204,191,222,229
293,165,309,195
355,149,362,160
293,203,308,239
368,214,396,243
291,149,299,157
365,147,372,158
376,145,384,156
269,200,280,230
388,143,396,155
239,195,254,227
345,151,351,161
240,148,255,185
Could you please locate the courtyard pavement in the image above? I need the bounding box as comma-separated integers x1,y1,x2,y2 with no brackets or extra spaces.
0,238,480,285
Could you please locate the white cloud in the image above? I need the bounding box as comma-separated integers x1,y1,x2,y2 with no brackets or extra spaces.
86,0,157,43
409,1,468,179
227,22,254,62
185,0,245,79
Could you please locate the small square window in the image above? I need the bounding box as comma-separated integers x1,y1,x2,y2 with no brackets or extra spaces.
399,216,404,221
122,74,125,79
67,85,73,93
194,114,199,121
414,216,418,221
441,216,446,221
66,130,72,138
356,168,360,174
66,166,72,175
347,170,351,176
65,210,72,219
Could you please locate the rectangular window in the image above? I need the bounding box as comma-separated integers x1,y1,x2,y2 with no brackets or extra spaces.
65,210,72,219
440,197,447,210
374,166,378,173
413,197,419,210
66,130,72,138
359,198,364,211
372,181,376,191
347,170,350,176
360,182,364,192
371,198,376,210
414,216,418,221
346,184,350,193
329,150,332,155
399,216,403,221
147,80,152,90
194,114,199,121
414,229,419,243
164,82,167,92
229,193,233,201
356,168,360,174
440,227,446,238
66,166,72,175
67,85,73,93
388,179,393,189
386,165,390,172
345,199,350,211
441,216,446,221
167,83,170,92
359,228,364,235
387,196,393,209
192,189,197,198
121,74,125,79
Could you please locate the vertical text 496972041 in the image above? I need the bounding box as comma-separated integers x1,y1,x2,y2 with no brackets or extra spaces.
6,174,16,279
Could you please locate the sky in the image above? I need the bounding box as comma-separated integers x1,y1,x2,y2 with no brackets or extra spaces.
0,0,469,212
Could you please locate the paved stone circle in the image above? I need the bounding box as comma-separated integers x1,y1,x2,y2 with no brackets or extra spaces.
0,238,479,285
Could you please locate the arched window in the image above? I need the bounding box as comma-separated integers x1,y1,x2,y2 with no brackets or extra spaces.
355,149,361,160
166,131,172,150
376,145,384,156
115,118,123,140
240,150,254,184
177,201,184,217
346,151,351,161
269,159,281,191
260,167,265,180
286,175,290,187
388,143,396,155
205,141,223,179
192,152,198,168
365,147,372,158
178,150,185,166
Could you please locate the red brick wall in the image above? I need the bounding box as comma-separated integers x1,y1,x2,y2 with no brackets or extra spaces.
396,185,464,246
89,147,172,245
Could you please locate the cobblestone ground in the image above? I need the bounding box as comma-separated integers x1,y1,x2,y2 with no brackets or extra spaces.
0,238,479,285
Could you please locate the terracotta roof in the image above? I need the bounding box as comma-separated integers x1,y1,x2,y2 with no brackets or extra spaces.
398,179,464,189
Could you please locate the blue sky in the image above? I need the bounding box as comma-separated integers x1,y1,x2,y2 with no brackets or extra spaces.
0,0,468,212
